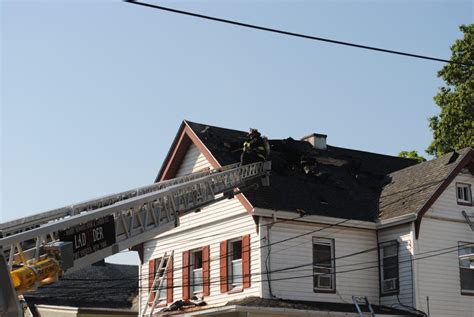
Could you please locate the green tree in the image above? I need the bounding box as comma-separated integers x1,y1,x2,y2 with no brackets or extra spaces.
398,150,426,163
426,24,474,157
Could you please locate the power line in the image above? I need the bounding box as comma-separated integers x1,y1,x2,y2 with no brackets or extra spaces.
51,243,470,291
124,1,473,67
62,242,470,285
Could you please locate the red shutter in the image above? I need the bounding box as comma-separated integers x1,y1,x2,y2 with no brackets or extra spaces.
182,251,190,300
220,241,228,293
203,245,210,296
167,256,174,303
148,259,156,305
242,234,251,289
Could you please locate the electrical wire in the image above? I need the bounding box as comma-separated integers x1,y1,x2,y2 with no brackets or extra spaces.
46,243,470,292
60,243,471,286
124,1,473,67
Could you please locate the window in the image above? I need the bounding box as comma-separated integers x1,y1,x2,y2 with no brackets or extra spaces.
190,249,203,295
459,242,474,295
456,183,472,205
154,257,168,301
379,241,399,295
313,237,335,292
220,235,250,293
183,246,209,299
229,239,243,288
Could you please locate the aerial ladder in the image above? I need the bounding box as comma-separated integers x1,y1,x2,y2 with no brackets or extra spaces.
0,161,271,317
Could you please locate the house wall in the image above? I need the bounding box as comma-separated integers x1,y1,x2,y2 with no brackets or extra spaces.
414,171,474,317
139,144,262,314
377,223,415,308
259,217,379,304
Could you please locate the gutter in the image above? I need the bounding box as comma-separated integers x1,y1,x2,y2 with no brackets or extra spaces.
178,305,412,316
375,214,417,229
254,208,417,230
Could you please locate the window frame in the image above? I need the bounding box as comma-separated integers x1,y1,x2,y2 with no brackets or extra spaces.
458,241,474,296
378,240,400,296
190,248,204,295
456,182,472,206
312,237,336,293
228,238,243,290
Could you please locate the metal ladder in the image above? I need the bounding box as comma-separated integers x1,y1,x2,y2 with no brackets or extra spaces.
141,251,174,317
462,210,474,231
0,161,270,272
352,296,375,317
0,161,271,317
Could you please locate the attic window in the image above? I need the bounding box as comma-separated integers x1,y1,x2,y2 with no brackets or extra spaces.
456,183,472,206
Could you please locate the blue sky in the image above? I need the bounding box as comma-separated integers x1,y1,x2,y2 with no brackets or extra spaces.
1,0,472,265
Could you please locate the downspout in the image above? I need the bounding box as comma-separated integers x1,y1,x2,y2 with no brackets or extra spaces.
265,214,277,298
375,229,380,305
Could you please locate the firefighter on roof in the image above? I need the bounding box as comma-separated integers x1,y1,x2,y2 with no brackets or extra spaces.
241,128,270,165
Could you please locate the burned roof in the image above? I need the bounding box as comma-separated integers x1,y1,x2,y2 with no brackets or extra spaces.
185,121,417,222
379,147,474,220
24,261,138,310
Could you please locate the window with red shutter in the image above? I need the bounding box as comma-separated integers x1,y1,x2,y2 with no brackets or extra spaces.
203,245,210,296
182,251,190,300
167,257,173,303
148,259,156,305
242,234,251,289
220,241,228,293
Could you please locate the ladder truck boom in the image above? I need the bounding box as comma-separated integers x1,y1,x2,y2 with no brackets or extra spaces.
0,161,271,317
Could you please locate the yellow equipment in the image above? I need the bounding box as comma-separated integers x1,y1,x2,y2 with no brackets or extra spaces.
10,258,61,294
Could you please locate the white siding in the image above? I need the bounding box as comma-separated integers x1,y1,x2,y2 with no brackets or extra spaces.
415,172,474,317
378,223,415,307
175,144,210,177
139,143,262,314
259,218,379,303
426,170,474,221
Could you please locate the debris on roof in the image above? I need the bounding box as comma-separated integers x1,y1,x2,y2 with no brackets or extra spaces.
184,121,418,222
160,297,206,313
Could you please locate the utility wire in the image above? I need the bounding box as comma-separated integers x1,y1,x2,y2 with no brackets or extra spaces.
61,242,470,285
124,0,473,67
51,243,470,291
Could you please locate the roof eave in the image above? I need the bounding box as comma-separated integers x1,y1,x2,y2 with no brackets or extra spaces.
414,148,474,238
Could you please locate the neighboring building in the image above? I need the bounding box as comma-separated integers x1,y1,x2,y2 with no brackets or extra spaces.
25,261,138,317
139,120,473,317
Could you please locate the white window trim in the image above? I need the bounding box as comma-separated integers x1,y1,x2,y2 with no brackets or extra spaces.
459,242,474,295
379,240,399,295
228,238,243,290
456,183,472,205
155,257,168,301
313,237,335,292
190,249,203,295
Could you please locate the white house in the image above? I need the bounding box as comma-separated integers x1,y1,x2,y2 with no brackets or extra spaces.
137,120,473,317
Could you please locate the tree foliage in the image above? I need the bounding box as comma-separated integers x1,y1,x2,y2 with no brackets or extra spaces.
398,150,426,163
426,24,474,156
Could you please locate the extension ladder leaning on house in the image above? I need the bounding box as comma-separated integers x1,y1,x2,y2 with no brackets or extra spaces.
0,161,271,317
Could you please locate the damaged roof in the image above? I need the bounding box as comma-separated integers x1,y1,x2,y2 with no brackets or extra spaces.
24,261,138,310
184,121,417,222
161,120,472,222
379,147,474,220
